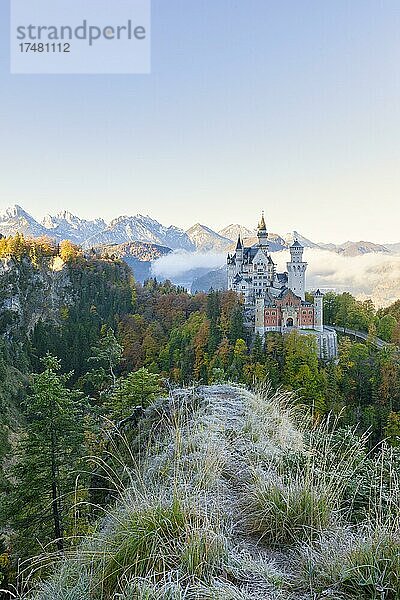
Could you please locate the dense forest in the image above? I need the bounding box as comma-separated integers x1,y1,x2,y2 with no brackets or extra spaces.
0,235,399,596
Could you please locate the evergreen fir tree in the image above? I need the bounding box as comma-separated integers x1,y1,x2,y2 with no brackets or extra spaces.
107,367,163,420
88,325,123,387
7,355,87,558
251,333,264,363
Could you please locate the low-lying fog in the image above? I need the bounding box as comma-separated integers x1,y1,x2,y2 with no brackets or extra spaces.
151,249,400,307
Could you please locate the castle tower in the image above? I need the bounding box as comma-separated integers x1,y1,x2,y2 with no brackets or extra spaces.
227,253,235,288
257,212,268,248
287,239,307,301
235,235,243,271
314,289,324,332
255,296,265,335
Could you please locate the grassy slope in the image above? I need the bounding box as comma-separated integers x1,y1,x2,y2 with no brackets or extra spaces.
23,385,400,600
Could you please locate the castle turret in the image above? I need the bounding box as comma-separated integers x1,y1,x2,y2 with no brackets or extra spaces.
255,296,265,336
287,239,307,301
314,289,324,332
257,212,268,248
235,235,243,269
227,253,235,288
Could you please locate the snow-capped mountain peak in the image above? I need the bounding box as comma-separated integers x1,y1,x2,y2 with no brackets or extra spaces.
0,204,33,221
218,224,257,241
0,205,398,261
40,211,107,243
0,205,48,238
186,223,232,252
285,230,320,248
84,214,195,251
54,210,81,226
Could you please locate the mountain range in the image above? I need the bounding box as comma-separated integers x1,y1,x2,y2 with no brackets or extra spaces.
0,204,399,258
0,206,195,252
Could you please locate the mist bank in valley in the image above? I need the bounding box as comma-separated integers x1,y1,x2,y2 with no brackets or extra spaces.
151,250,226,282
283,249,400,307
152,249,400,307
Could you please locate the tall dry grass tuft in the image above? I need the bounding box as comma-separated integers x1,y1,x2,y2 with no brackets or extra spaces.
241,388,370,547
95,497,226,597
297,443,400,598
299,525,400,599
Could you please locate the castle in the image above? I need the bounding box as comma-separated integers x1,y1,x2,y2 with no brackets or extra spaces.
227,214,338,359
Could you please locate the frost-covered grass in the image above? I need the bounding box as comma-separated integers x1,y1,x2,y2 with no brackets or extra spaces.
15,384,400,600
244,475,332,545
299,525,400,599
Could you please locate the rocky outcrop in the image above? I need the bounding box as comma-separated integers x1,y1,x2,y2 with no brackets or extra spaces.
0,256,74,337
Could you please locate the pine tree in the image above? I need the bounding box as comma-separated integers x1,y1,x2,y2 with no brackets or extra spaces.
107,368,163,420
251,333,264,363
88,325,123,387
229,305,245,343
7,355,87,558
59,239,81,263
229,338,248,381
206,290,221,354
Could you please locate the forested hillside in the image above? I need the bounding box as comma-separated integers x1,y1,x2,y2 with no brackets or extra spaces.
0,234,399,597
95,241,171,283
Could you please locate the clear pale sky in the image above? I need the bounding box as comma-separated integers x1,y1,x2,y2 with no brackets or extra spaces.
0,1,399,243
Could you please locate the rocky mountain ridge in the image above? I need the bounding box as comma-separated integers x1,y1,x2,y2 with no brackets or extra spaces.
0,204,399,258
42,211,107,244
85,214,195,251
